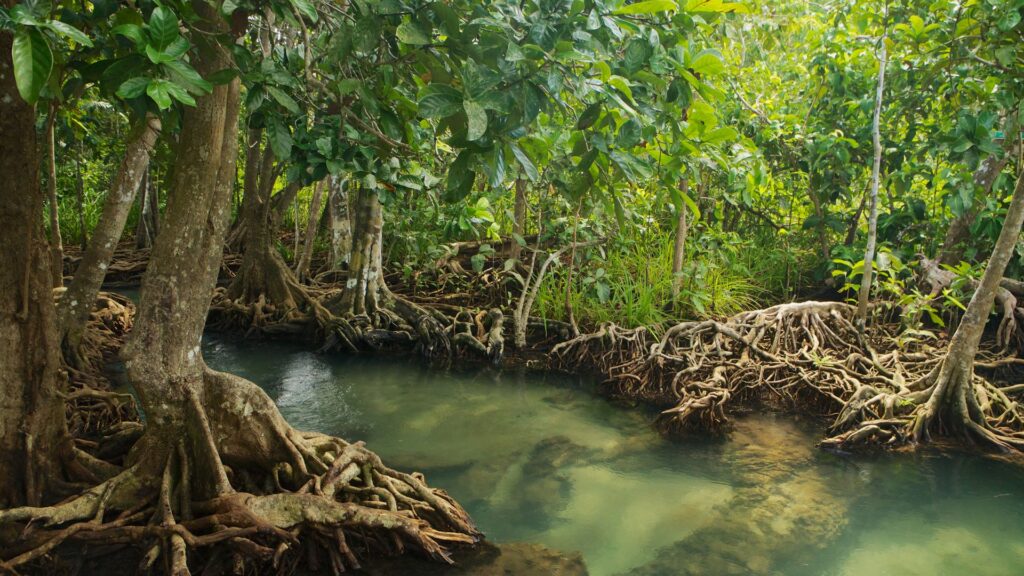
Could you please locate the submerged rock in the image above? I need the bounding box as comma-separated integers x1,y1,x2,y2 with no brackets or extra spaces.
355,541,589,575
621,415,848,576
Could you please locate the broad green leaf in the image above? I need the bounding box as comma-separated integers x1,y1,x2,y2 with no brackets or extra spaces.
510,142,539,182
266,85,300,113
43,20,93,46
691,50,725,76
111,24,146,47
267,118,294,160
148,7,179,51
396,21,430,45
613,0,677,15
418,84,463,118
12,28,52,104
146,79,173,109
291,0,319,22
464,100,487,141
608,75,634,101
164,81,196,106
116,76,150,99
446,151,477,202
685,0,751,13
164,60,213,94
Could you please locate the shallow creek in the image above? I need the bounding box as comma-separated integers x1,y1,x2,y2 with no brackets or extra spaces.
202,335,1024,576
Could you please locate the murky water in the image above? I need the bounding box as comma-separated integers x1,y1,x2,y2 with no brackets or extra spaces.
203,336,1024,576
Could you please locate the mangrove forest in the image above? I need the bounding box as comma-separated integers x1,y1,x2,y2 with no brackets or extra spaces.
2,0,1024,573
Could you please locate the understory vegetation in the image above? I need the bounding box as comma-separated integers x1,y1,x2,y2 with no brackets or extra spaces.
1,0,1024,573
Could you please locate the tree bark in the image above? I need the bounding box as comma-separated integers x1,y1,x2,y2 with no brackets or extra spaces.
295,178,326,282
45,102,64,287
58,114,161,365
856,39,887,330
510,178,527,262
327,174,352,269
0,13,67,507
938,128,1020,266
336,185,384,316
671,177,690,301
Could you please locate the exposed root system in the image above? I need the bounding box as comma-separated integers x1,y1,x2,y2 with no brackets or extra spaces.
553,301,1024,454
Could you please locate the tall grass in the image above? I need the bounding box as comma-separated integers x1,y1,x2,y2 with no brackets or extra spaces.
533,229,797,329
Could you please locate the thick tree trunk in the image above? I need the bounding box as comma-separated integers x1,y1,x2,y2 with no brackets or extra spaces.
134,167,152,248
295,179,326,282
938,130,1020,266
856,40,887,330
671,177,690,301
510,178,527,262
327,175,352,269
337,186,384,316
0,16,67,507
59,114,161,365
45,102,64,287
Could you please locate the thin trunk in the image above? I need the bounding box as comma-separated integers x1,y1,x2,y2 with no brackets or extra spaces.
295,179,326,282
564,197,583,337
0,12,67,507
59,114,161,364
75,139,87,250
920,163,1024,439
809,181,830,262
843,191,867,247
134,167,152,248
510,178,527,262
938,128,1020,265
45,102,64,287
327,175,352,269
856,39,887,330
671,177,690,301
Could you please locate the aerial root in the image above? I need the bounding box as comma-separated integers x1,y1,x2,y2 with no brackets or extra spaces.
552,301,978,443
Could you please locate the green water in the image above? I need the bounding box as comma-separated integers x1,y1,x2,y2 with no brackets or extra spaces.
202,336,1024,576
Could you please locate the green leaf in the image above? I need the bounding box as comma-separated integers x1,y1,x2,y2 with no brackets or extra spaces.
267,118,294,160
510,143,539,182
691,50,725,75
164,81,196,106
613,0,678,15
12,28,52,104
291,0,319,22
446,151,476,202
148,7,179,51
464,100,487,141
116,76,150,99
418,85,462,118
577,102,602,130
163,60,213,94
396,21,430,45
43,20,93,46
145,79,173,109
266,85,300,113
111,24,146,47
685,0,751,13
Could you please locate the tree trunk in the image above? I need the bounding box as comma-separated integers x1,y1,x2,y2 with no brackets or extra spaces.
75,138,87,250
295,178,326,282
45,102,64,287
914,162,1024,443
856,39,887,330
510,178,527,262
337,185,384,316
0,14,67,507
327,175,352,269
938,128,1020,266
671,177,690,301
58,114,161,366
134,167,153,248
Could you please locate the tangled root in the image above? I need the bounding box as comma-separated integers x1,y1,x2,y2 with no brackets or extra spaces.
555,302,923,434
2,373,480,575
